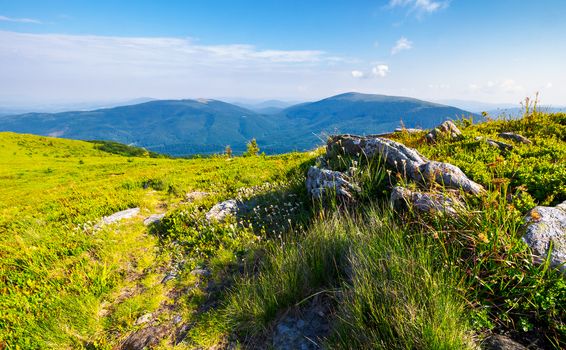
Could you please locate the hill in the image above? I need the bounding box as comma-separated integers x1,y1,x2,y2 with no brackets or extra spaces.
0,93,475,156
0,99,279,155
0,110,565,348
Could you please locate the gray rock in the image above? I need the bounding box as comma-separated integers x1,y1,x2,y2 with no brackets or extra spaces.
482,334,527,350
425,120,463,143
143,213,165,226
272,300,331,350
327,135,484,194
395,127,423,134
306,166,360,201
95,207,140,229
522,200,566,272
190,268,211,277
476,137,513,152
498,132,532,144
418,161,485,195
134,313,152,326
390,186,463,217
205,199,244,222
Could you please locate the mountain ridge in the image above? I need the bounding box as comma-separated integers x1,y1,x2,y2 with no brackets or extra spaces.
0,92,476,155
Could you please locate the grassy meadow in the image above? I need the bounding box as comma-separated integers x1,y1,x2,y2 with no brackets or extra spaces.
1,110,565,349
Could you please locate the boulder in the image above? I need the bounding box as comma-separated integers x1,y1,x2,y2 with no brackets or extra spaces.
205,199,244,222
390,186,463,217
327,135,484,194
522,200,566,272
482,335,527,350
498,132,531,144
143,213,165,226
425,120,463,143
95,207,140,229
418,161,485,195
306,166,359,201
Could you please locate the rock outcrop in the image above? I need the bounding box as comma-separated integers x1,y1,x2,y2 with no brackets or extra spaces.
482,335,527,350
306,166,359,201
498,132,531,144
95,208,140,229
327,135,484,194
522,200,566,272
390,186,463,217
205,199,245,222
425,120,463,143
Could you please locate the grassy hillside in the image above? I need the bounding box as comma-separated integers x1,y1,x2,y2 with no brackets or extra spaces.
1,110,565,349
0,132,315,348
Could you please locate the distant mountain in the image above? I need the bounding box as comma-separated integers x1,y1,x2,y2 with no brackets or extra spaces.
0,93,476,156
0,99,280,155
277,92,476,150
233,99,300,115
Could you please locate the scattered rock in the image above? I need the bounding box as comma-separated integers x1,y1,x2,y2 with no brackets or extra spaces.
425,120,463,143
185,191,209,202
395,127,423,134
161,272,176,284
205,199,245,222
522,200,566,272
120,325,170,350
143,213,165,226
476,137,513,152
482,334,527,350
95,208,140,229
498,132,532,144
272,298,332,350
134,313,153,326
327,135,484,194
306,166,359,201
190,268,211,277
390,186,463,217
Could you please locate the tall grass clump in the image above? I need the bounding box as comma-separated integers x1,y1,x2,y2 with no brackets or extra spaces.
223,206,473,349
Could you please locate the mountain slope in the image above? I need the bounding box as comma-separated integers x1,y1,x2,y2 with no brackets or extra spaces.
0,99,279,155
0,93,476,155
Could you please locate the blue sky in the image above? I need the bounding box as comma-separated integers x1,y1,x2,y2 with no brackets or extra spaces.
1,0,565,107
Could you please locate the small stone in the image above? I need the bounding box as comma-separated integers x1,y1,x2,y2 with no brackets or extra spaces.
498,132,531,144
95,207,140,229
134,313,152,326
425,120,463,143
205,199,244,222
143,213,165,226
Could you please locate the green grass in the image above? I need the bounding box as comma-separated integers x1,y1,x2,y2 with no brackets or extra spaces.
1,110,565,349
0,131,315,348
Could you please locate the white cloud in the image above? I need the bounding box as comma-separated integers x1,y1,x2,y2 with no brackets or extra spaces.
372,64,389,77
350,64,389,79
391,37,413,54
351,70,366,78
0,30,351,103
389,0,449,16
0,15,42,24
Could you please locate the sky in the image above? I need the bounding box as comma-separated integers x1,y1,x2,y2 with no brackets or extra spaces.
1,0,565,108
